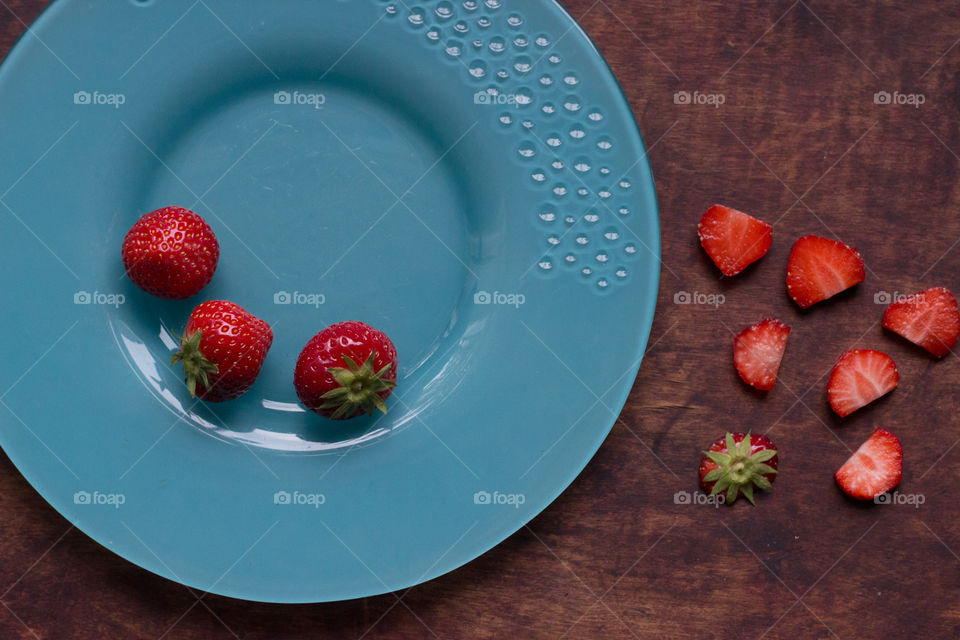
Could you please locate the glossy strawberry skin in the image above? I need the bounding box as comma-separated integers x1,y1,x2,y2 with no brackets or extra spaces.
181,301,272,402
294,321,398,418
122,206,219,299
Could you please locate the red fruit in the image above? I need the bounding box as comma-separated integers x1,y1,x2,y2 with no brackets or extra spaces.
698,204,773,276
826,349,898,417
733,318,791,390
122,206,219,299
785,235,864,308
294,321,398,419
698,432,778,505
171,300,273,402
835,428,902,500
882,287,960,357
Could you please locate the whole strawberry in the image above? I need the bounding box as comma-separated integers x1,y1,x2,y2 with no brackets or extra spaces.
698,432,778,505
122,206,219,299
294,321,398,419
171,300,273,402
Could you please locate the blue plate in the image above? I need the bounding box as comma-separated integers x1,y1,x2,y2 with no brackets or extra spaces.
0,0,659,602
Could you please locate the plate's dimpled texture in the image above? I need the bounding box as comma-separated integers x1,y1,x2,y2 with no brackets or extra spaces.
391,0,639,290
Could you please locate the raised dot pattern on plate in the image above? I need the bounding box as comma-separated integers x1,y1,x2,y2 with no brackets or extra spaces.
392,0,639,290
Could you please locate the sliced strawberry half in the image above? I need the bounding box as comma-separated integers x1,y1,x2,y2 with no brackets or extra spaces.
826,349,899,417
698,204,773,276
733,318,791,390
882,287,960,357
786,235,865,308
835,428,903,500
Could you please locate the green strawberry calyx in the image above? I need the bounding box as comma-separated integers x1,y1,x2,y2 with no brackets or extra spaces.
702,432,777,505
170,330,219,398
320,351,396,419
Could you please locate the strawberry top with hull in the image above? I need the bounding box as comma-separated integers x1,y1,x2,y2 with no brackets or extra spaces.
121,206,220,300
172,300,273,402
698,432,778,505
294,321,398,420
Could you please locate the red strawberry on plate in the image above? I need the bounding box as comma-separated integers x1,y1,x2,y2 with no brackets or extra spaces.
294,321,398,419
826,349,898,417
785,235,864,308
733,318,791,390
122,206,219,299
882,287,960,357
835,428,902,500
171,300,273,402
698,204,773,276
699,432,778,505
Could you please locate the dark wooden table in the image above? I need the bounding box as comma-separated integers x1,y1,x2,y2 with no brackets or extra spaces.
3,1,960,637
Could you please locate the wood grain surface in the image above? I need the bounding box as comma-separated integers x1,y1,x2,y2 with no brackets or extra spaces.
3,0,960,638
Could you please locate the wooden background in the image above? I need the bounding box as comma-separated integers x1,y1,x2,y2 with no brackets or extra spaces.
3,0,960,637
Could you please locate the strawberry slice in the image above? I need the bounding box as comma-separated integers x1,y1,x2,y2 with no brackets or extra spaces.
835,428,903,500
698,204,773,276
882,287,960,357
733,318,791,390
786,235,865,308
826,349,899,417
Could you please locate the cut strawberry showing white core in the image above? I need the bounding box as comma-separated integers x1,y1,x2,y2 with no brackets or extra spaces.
882,287,960,358
698,204,773,276
733,318,791,390
786,235,865,308
826,349,899,417
835,428,903,500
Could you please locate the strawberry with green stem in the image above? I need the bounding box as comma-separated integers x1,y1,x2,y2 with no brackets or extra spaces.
699,432,778,505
